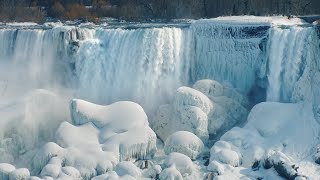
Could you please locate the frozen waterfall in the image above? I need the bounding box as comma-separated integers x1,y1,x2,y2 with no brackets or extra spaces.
0,22,319,112
266,26,316,102
74,27,192,111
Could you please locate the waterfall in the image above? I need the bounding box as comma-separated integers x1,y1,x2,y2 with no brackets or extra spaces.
74,27,192,111
0,22,318,112
266,26,315,102
190,21,269,94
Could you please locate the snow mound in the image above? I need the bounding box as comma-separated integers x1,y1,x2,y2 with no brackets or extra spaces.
164,131,204,160
159,166,183,180
70,99,148,129
31,99,157,179
115,161,141,178
164,152,194,177
153,80,248,142
70,99,157,161
208,102,320,179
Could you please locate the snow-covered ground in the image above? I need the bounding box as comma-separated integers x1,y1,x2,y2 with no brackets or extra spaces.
0,16,319,179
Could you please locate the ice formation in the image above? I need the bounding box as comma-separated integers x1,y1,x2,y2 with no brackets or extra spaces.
70,99,157,161
208,102,320,179
164,131,204,160
164,152,194,177
0,16,319,179
153,80,248,142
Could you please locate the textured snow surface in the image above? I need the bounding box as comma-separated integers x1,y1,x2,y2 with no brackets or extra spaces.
164,131,204,160
0,16,320,180
208,102,320,179
153,79,248,142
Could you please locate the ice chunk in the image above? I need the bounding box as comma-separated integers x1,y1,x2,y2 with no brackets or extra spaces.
164,152,194,177
164,131,204,160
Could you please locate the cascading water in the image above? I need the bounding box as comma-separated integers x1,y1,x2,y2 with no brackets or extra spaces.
0,27,94,99
74,27,192,111
0,22,318,112
266,26,314,102
190,21,269,94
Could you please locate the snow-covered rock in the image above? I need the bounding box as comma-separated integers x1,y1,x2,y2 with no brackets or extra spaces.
115,161,141,178
159,166,183,180
70,99,157,161
60,166,82,180
208,102,320,179
0,163,16,180
164,152,194,177
40,164,61,178
9,168,30,180
31,99,157,179
210,141,241,167
153,80,248,142
70,99,148,129
164,131,204,160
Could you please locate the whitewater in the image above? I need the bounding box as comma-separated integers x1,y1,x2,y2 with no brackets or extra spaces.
0,16,319,179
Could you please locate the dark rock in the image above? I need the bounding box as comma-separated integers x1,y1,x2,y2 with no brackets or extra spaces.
252,160,260,171
205,172,219,180
273,162,298,180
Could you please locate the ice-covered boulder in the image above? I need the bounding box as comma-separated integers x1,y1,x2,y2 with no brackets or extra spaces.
159,166,183,180
70,99,157,161
164,131,204,160
115,161,141,178
193,79,249,107
31,99,157,179
207,102,320,179
70,99,148,129
210,141,241,167
9,168,30,180
0,163,16,180
153,80,248,142
164,152,194,177
153,87,211,142
60,166,82,180
40,164,61,178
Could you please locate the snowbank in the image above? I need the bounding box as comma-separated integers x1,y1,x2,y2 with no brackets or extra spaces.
208,102,320,179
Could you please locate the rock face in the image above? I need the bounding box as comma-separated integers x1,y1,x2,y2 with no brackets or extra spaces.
164,131,204,160
153,79,248,142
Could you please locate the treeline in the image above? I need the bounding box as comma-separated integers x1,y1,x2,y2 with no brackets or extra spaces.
0,0,319,22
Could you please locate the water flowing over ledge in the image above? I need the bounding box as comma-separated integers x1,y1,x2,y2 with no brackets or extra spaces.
0,17,319,113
